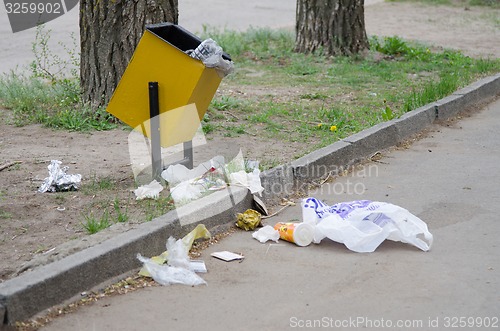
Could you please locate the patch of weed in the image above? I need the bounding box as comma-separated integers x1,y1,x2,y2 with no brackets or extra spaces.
81,210,111,234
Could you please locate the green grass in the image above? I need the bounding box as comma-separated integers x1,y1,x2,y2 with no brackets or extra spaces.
114,197,129,223
0,210,12,219
200,28,498,153
81,175,115,195
81,209,112,234
0,25,117,131
0,24,497,144
139,197,175,222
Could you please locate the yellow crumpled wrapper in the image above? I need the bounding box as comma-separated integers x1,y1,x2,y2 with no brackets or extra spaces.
139,224,211,277
235,209,262,231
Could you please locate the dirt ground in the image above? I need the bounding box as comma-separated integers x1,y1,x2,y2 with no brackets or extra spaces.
0,1,499,282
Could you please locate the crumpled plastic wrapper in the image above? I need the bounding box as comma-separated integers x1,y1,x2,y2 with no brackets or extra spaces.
38,160,82,193
134,180,164,200
188,38,234,77
236,209,262,231
139,224,211,277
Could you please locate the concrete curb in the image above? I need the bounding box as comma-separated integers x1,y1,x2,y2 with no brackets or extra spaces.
0,187,253,325
0,74,498,326
280,74,500,192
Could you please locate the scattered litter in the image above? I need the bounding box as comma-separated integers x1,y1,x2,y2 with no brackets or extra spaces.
134,180,164,200
252,225,279,243
253,195,269,216
229,168,264,195
274,222,314,247
211,251,244,262
189,260,207,273
56,206,66,211
162,152,264,205
162,155,226,204
137,224,210,286
137,254,206,286
139,224,211,271
302,197,433,252
188,38,234,77
236,209,262,231
38,160,81,193
162,156,225,186
137,236,207,286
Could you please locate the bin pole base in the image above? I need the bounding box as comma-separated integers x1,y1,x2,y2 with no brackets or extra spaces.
148,82,162,182
183,141,193,169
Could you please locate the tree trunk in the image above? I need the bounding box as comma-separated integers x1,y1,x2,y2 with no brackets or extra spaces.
295,0,369,56
80,0,178,108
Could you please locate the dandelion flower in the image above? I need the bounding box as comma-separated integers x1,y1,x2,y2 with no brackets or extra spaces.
330,125,337,132
317,123,323,128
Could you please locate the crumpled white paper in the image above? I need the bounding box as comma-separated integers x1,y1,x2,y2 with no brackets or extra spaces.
229,168,264,196
134,180,164,200
252,225,280,243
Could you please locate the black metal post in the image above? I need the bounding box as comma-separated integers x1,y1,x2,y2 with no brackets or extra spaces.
148,82,162,181
183,140,193,169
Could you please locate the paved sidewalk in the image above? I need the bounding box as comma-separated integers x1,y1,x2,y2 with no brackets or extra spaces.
41,99,500,330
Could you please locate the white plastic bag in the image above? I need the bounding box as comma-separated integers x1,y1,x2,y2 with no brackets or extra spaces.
189,38,234,77
137,254,206,286
162,155,225,186
137,235,207,286
302,197,433,253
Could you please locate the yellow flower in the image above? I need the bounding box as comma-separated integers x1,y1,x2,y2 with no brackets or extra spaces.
330,125,337,132
317,123,323,128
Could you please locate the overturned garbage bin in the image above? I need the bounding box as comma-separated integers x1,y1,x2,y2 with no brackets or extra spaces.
107,22,232,179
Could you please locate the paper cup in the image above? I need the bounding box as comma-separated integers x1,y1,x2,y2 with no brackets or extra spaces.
274,222,314,247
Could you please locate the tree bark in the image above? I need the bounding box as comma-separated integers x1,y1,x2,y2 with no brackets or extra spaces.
295,0,369,56
80,0,178,108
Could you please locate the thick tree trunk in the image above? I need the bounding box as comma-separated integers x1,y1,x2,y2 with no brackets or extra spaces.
295,0,369,56
80,0,178,108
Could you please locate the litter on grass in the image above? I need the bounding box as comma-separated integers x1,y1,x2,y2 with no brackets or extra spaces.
134,180,164,200
162,151,263,205
38,160,81,193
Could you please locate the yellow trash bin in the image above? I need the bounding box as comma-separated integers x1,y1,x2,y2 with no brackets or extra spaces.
107,22,228,147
